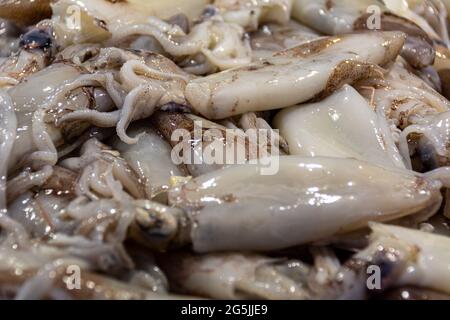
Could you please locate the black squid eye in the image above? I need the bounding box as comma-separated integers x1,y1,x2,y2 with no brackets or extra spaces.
20,28,52,50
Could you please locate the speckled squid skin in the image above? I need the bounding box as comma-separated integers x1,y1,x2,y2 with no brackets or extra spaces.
185,31,405,119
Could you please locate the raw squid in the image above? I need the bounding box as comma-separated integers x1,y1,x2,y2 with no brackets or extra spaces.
186,31,405,119
433,45,450,99
398,110,450,169
55,47,190,144
292,0,437,68
111,124,187,201
214,0,293,31
0,20,21,57
51,0,251,73
0,91,16,208
6,62,111,175
0,244,186,299
0,0,52,26
151,111,280,177
2,0,450,301
158,249,366,299
143,156,447,252
250,21,321,60
356,59,450,131
274,85,406,169
52,0,211,31
350,223,450,295
0,26,55,85
384,0,450,46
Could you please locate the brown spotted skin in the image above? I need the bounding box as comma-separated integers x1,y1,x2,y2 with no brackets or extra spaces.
314,60,385,101
354,12,435,68
275,37,342,59
0,0,52,26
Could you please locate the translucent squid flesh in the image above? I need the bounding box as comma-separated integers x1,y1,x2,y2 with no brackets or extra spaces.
350,223,450,295
157,249,368,300
186,31,405,119
274,85,406,169
166,156,443,252
292,0,437,69
111,124,187,201
214,0,293,31
151,111,279,177
0,0,52,26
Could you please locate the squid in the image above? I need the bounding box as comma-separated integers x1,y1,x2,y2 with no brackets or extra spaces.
128,156,448,252
356,59,450,131
292,0,437,68
33,138,186,252
0,244,187,299
0,20,22,58
150,111,282,177
433,45,450,99
384,0,450,46
111,124,188,201
398,111,450,169
355,58,450,169
0,0,52,26
274,85,406,169
214,0,293,31
349,223,450,296
50,0,251,73
157,249,367,299
0,26,56,85
6,62,115,177
56,47,191,144
186,31,405,119
250,21,321,60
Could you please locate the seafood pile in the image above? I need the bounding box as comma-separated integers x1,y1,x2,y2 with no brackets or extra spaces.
2,0,450,300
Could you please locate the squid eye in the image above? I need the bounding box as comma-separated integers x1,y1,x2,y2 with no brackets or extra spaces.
20,28,52,51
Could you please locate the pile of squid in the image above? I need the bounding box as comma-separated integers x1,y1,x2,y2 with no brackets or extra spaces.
2,0,450,300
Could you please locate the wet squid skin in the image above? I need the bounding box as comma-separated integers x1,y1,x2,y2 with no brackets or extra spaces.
3,0,450,301
292,0,437,69
0,26,56,85
0,0,52,26
47,0,252,74
141,156,446,253
111,124,188,201
274,85,406,169
354,58,450,170
214,0,293,31
0,244,190,300
150,111,281,177
185,31,405,119
156,249,367,300
5,62,112,175
348,223,450,296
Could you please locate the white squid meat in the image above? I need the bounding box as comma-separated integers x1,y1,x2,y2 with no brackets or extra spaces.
186,31,405,119
274,85,406,169
292,0,437,68
352,223,450,295
214,0,293,31
167,156,444,252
